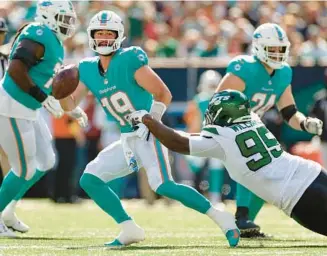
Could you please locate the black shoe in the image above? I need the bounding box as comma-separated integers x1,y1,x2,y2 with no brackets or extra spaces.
240,229,273,239
236,217,260,233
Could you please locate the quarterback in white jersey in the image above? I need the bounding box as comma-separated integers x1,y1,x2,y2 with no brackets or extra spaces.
129,90,327,236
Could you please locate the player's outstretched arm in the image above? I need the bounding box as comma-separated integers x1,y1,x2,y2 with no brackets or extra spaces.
142,113,191,154
7,39,47,102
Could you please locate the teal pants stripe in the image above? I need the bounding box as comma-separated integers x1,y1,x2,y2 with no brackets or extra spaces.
154,139,169,181
9,118,27,179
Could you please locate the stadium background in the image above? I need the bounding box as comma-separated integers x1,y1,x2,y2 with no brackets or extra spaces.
0,1,326,203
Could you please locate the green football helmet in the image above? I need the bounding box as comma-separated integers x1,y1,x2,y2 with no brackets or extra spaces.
204,89,251,127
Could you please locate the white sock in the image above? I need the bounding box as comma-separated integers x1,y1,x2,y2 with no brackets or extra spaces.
5,200,18,214
119,219,138,231
209,193,222,204
206,206,237,234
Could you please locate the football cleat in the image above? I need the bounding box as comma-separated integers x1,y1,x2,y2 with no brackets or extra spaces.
0,219,17,238
225,229,240,247
236,216,260,234
240,229,273,239
2,211,29,233
105,220,145,248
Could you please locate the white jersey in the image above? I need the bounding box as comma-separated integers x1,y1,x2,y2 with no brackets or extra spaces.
189,115,321,216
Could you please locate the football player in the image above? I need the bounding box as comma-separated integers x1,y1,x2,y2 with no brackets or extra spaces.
216,23,323,237
129,89,327,237
0,0,86,236
60,10,240,247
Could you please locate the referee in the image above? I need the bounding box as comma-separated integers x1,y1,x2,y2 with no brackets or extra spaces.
0,17,10,181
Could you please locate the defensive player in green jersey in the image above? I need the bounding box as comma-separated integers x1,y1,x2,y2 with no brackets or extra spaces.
0,0,85,237
61,10,240,248
128,89,327,238
217,23,323,237
184,70,225,207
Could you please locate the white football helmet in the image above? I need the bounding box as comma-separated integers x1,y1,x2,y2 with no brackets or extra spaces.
87,11,125,55
252,23,290,69
35,0,76,41
198,70,222,94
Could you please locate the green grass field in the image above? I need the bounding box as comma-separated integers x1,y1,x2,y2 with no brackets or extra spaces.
1,199,326,256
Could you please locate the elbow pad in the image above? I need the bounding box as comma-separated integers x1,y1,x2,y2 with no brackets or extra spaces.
280,104,298,122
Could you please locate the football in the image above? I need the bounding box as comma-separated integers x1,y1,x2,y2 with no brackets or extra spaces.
52,64,79,100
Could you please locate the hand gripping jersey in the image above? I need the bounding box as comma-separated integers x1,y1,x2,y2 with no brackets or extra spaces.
227,55,292,117
79,46,153,133
190,114,321,215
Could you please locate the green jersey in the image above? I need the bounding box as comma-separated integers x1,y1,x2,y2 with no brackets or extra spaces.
2,23,63,110
227,55,292,117
79,46,153,133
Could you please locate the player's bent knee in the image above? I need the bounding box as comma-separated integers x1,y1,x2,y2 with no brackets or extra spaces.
79,173,90,191
147,178,165,192
38,152,56,171
155,180,176,197
80,173,103,192
25,167,37,181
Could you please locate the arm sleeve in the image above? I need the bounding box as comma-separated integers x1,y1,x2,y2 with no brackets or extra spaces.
189,135,226,160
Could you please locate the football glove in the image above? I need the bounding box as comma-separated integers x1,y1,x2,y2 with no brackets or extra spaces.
301,117,323,136
127,110,150,140
66,107,88,128
42,96,64,118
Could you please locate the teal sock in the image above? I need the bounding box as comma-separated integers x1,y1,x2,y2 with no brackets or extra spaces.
14,169,46,201
107,178,124,198
248,193,265,221
0,170,26,212
236,183,251,207
80,173,131,223
156,181,211,214
209,168,224,196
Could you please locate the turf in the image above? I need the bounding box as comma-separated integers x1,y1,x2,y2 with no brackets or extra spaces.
1,199,326,256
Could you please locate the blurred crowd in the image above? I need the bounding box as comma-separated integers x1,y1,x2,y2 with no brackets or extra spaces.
0,1,327,63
